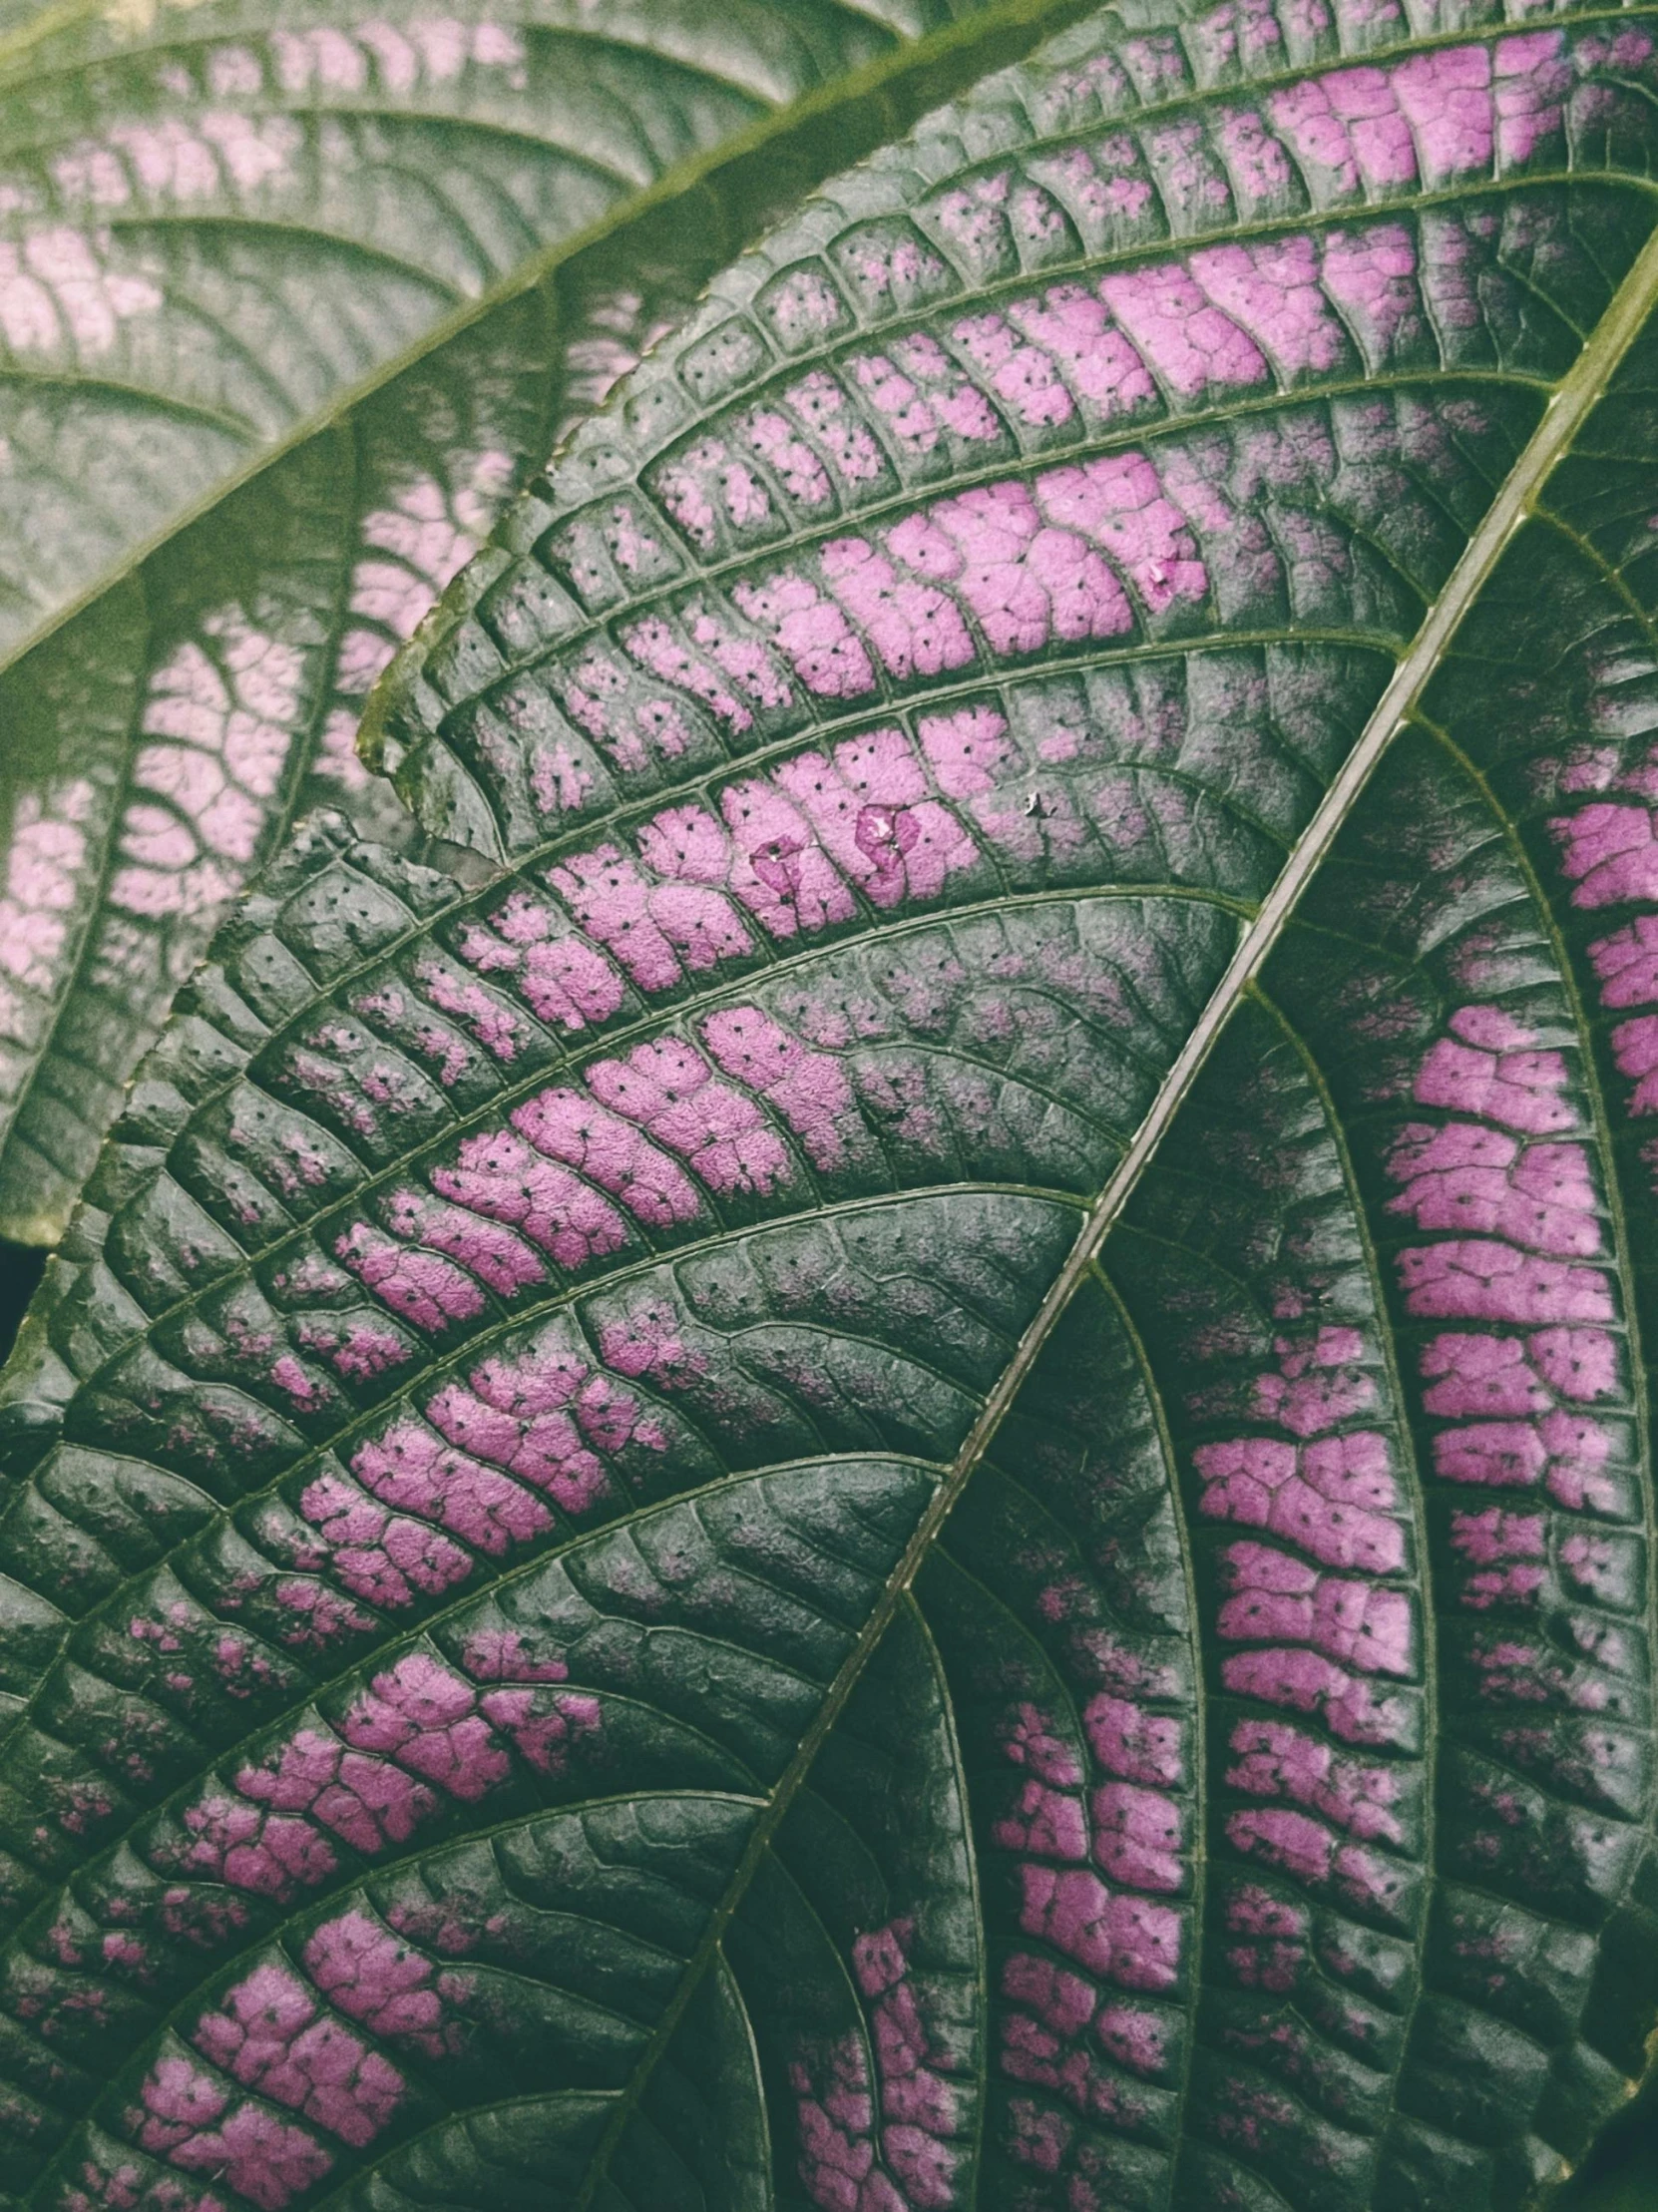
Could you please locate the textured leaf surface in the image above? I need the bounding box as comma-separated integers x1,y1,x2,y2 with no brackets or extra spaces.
8,2,1658,2207
0,0,1076,1247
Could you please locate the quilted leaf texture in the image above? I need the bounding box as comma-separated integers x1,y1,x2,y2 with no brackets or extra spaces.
0,0,1082,1248
10,1,1658,2206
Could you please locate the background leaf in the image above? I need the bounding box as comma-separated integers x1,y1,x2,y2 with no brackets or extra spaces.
0,0,1086,1248
6,4,1658,2209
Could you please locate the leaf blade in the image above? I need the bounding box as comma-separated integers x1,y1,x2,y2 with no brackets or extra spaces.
0,0,1090,1244
9,6,1658,2207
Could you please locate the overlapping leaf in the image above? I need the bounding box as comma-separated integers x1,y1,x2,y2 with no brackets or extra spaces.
5,2,1658,2207
0,0,1078,1247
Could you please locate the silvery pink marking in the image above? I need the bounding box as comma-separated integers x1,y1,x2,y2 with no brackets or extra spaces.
130,2056,331,2210
1319,223,1424,364
730,569,877,700
111,617,302,926
271,1580,375,1651
1192,1326,1401,1574
191,1961,404,2147
177,1651,558,1910
273,19,525,97
1036,453,1208,616
896,480,1129,656
350,1421,553,1556
0,225,160,353
792,1919,964,2212
1215,105,1295,207
56,110,302,206
637,727,979,940
654,437,774,549
552,841,753,991
790,2034,883,2212
0,778,97,1026
732,448,1209,695
820,536,976,680
585,1034,792,1197
1218,1543,1413,1676
511,1082,702,1226
950,308,1076,431
428,1332,664,1508
1451,1506,1547,1610
338,457,513,703
304,1909,457,2058
919,701,1082,870
301,1467,473,1609
991,1696,1183,2120
1555,801,1658,1127
1016,1869,1181,1992
1005,285,1158,420
334,1223,486,1332
1226,1720,1405,1845
1222,1882,1309,1995
560,649,690,770
780,369,887,487
855,329,1003,454
1386,1002,1622,1522
623,614,751,732
598,1297,706,1391
292,1309,411,1386
432,1127,629,1275
701,1005,857,1172
1099,264,1266,398
454,888,625,1032
407,963,530,1067
381,1186,545,1292
1265,34,1567,196
744,406,834,508
1188,237,1350,377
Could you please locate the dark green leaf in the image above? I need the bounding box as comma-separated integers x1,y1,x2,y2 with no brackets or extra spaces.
7,4,1658,2207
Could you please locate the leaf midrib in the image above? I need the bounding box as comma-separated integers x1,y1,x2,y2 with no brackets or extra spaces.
550,198,1658,2212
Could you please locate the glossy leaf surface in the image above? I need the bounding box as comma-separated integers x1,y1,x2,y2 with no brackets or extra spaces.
0,0,1073,1247
7,2,1658,2206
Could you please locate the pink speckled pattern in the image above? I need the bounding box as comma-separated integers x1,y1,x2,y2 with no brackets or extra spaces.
165,1648,602,1906
792,1920,970,2212
1388,1004,1627,1538
990,1679,1187,2131
1186,1304,1419,1916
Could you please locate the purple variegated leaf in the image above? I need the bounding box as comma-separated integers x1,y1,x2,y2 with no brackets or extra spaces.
6,3,1658,2208
0,0,1080,1247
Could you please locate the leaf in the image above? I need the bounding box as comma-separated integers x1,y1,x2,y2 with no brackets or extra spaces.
0,0,1086,1249
6,4,1658,2208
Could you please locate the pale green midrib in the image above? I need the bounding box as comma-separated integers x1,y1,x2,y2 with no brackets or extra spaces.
0,1447,927,1965
3,12,1654,2192
0,1455,936,2167
0,0,1091,689
563,213,1658,2212
0,1179,1078,1836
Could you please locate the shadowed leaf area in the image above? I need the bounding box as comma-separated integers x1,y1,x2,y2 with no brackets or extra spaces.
8,3,1658,2210
0,0,1087,1246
